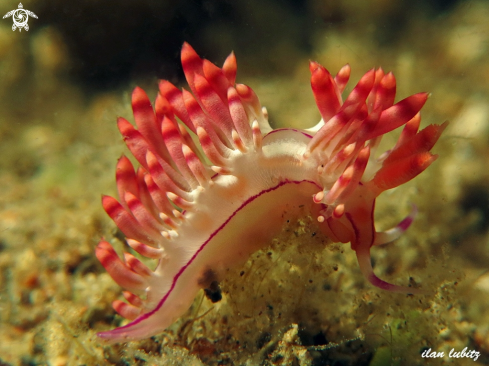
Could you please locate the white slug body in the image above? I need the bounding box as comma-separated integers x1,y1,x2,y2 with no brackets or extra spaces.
96,43,444,343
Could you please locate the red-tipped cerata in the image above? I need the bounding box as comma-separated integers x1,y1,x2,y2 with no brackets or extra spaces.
97,43,445,343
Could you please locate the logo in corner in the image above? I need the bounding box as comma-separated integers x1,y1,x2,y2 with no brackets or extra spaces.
3,3,37,32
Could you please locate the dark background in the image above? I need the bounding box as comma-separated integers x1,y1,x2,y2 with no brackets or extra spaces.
32,0,460,90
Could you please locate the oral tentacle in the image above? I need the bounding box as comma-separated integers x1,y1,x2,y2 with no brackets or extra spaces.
374,204,418,246
355,245,426,294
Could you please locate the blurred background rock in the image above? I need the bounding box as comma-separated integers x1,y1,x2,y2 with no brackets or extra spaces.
0,0,461,90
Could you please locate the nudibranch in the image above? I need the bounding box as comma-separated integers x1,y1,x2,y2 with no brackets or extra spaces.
95,42,446,343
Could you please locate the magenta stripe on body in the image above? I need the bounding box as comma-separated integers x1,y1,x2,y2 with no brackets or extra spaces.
103,179,320,333
265,128,313,139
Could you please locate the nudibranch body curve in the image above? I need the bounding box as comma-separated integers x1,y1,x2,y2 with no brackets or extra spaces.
96,42,446,343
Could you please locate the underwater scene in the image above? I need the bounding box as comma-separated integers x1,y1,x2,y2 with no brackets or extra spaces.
0,0,488,365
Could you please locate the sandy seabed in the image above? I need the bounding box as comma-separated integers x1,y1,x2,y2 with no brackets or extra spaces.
0,1,489,365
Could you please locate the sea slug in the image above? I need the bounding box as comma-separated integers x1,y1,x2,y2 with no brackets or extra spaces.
95,42,446,343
